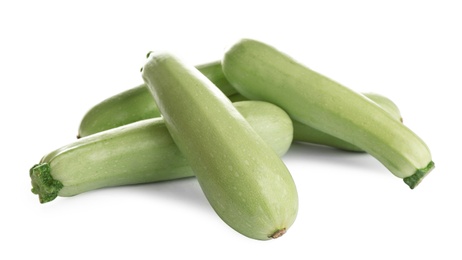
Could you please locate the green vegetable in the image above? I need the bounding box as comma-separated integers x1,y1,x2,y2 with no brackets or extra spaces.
222,38,434,188
293,92,403,151
78,73,402,152
362,92,402,123
232,92,403,152
77,60,237,138
142,52,298,240
30,101,293,204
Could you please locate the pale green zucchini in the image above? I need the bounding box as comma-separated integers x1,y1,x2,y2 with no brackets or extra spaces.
77,60,237,138
80,82,401,152
78,59,403,152
231,92,403,152
222,38,434,189
142,52,298,240
30,101,293,204
362,92,402,122
293,92,402,151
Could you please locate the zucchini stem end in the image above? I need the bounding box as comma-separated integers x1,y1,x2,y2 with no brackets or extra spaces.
30,163,63,203
269,228,286,239
403,161,435,189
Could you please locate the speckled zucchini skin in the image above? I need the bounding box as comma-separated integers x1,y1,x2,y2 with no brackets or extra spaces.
30,101,293,204
77,61,236,138
222,38,434,188
142,52,298,240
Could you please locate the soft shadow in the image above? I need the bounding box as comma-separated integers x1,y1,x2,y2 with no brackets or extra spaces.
128,177,212,210
283,141,387,175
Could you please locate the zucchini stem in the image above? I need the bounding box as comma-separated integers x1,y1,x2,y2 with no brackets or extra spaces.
269,228,286,239
403,161,435,189
30,163,63,203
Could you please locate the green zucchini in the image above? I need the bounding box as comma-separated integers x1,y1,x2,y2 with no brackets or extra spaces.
30,101,293,204
142,52,298,240
231,92,403,152
362,92,402,123
222,38,434,189
77,57,403,153
77,60,237,138
293,92,402,151
79,75,402,152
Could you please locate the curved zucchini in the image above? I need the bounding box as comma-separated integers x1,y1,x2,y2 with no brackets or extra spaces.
30,101,293,204
77,61,403,153
294,92,403,151
222,38,434,189
231,92,403,152
77,60,237,138
142,52,298,240
80,83,401,152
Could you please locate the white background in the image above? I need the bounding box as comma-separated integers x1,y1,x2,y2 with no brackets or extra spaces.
1,0,461,259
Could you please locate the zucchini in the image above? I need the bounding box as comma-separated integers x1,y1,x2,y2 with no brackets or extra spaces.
142,52,298,240
362,92,402,123
30,101,293,204
231,92,403,152
293,92,402,151
77,60,237,138
79,75,402,152
222,38,434,188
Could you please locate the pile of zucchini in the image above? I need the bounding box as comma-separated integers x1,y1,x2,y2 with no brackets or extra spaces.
30,38,434,240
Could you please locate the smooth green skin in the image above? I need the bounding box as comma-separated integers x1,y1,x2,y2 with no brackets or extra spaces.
222,38,434,188
78,73,402,152
142,52,298,240
362,92,402,123
30,101,294,204
293,92,403,151
78,57,402,153
231,92,403,152
77,60,237,138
